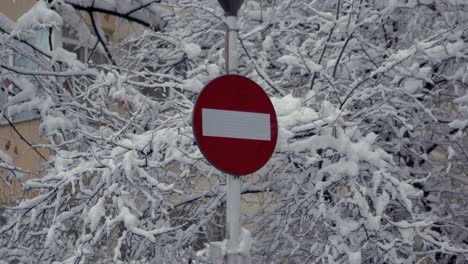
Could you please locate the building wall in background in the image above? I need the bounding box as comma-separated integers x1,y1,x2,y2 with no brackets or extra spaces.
0,0,35,21
0,1,44,205
0,119,49,204
0,0,135,205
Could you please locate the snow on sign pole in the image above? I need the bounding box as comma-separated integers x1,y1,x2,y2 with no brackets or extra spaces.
193,2,277,263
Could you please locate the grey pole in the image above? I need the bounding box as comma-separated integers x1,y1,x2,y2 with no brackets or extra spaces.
225,14,243,264
216,1,248,264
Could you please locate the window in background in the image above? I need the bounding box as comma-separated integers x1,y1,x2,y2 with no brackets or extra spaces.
0,29,48,123
0,49,14,108
62,26,109,65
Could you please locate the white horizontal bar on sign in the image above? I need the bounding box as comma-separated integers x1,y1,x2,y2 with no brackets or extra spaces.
202,108,271,141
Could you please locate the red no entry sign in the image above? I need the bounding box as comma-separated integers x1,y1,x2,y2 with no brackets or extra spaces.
193,75,278,176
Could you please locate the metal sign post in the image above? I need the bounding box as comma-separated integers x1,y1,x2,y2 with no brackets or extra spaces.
225,14,242,264
220,2,244,263
193,1,277,263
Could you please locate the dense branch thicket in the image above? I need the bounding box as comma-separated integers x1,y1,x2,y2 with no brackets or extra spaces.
0,0,467,263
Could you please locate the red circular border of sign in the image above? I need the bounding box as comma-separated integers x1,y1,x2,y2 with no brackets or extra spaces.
193,75,278,176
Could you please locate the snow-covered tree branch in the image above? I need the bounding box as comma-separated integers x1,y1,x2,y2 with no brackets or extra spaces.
0,0,467,263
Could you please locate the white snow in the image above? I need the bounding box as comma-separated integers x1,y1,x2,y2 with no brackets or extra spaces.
7,78,37,105
200,228,251,261
277,55,301,67
375,191,390,216
113,231,127,262
13,1,62,34
0,150,12,165
87,198,105,232
348,250,362,264
277,54,322,75
119,207,139,229
447,146,455,160
398,227,415,244
453,93,468,104
206,64,220,76
237,228,252,256
181,78,204,93
365,215,381,231
183,43,201,59
271,94,301,116
156,182,174,191
111,204,173,243
448,119,468,129
446,40,464,58
338,219,360,236
403,78,422,94
321,160,359,178
122,150,138,184
39,116,74,134
51,47,86,70
305,60,322,73
29,208,37,228
262,35,273,51
44,224,56,248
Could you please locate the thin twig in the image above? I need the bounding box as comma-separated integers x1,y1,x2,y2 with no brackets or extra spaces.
89,12,117,67
332,34,353,78
64,0,162,30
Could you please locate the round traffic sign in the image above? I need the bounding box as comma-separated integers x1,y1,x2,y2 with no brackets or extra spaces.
193,75,278,176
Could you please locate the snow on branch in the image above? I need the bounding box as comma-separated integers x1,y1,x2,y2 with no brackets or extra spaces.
61,0,164,30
